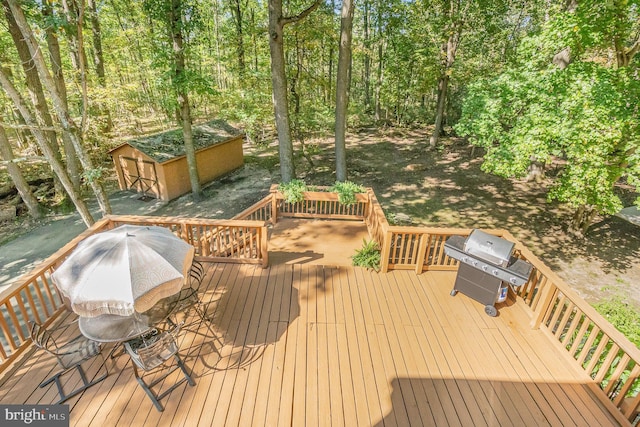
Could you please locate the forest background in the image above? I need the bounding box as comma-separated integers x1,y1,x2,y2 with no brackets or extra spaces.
0,1,639,342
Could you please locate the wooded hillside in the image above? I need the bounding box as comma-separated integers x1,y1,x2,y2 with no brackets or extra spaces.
0,0,638,233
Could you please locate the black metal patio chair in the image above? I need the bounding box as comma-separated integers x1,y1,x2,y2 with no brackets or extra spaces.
171,259,210,323
29,322,108,404
123,324,195,412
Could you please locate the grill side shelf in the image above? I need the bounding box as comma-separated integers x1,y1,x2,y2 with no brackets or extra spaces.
508,257,534,282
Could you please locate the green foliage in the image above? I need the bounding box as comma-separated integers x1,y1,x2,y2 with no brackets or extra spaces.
593,296,640,349
455,0,640,228
278,179,308,204
82,167,105,183
351,239,381,271
593,296,640,397
385,212,399,226
456,35,640,221
329,181,366,206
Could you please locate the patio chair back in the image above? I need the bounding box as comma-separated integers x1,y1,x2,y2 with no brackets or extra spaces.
124,328,178,371
30,322,55,354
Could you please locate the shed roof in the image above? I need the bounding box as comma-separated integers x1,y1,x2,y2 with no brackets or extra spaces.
119,119,243,163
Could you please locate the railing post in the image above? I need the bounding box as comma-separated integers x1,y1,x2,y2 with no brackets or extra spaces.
530,282,557,329
415,233,429,274
380,230,392,273
270,186,278,225
260,225,269,268
180,223,189,242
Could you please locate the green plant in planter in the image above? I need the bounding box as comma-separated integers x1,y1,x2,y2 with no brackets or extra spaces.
278,179,308,203
330,181,366,206
351,239,381,271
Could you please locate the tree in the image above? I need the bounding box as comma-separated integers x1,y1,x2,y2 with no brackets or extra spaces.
87,0,106,84
0,124,42,218
228,0,246,77
0,68,95,226
41,0,81,190
455,0,640,234
268,0,321,183
2,0,66,196
5,0,112,218
334,0,355,182
170,0,201,200
143,0,202,200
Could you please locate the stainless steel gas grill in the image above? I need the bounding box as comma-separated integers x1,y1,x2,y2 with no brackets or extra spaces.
444,229,533,317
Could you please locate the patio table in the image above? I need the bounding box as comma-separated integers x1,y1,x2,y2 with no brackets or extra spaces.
79,293,181,343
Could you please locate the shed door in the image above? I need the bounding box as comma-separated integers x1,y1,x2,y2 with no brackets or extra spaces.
119,156,159,199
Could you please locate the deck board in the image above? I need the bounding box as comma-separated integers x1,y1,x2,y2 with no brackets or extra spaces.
0,260,625,426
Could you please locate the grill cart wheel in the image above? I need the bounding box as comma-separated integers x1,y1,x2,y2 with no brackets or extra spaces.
484,305,497,317
450,290,458,296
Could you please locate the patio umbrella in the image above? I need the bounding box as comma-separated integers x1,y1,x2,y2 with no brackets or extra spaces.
52,225,195,317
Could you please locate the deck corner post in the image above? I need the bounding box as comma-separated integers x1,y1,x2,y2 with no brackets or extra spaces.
380,231,392,273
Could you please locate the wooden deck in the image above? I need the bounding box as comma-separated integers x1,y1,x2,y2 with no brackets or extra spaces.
0,261,623,426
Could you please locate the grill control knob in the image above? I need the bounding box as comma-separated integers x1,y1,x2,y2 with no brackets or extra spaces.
492,269,499,276
482,265,488,271
509,277,517,284
472,260,478,266
462,256,468,263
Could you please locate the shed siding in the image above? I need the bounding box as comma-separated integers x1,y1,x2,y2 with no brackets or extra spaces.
111,134,244,201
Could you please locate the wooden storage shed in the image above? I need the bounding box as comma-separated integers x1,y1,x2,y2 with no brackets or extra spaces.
109,120,244,201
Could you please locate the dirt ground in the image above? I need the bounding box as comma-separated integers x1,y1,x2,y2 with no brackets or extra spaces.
1,127,639,309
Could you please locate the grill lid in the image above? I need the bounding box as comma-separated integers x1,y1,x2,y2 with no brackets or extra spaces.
463,229,515,267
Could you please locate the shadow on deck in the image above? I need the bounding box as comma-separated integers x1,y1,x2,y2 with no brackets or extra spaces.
268,218,370,266
0,220,628,426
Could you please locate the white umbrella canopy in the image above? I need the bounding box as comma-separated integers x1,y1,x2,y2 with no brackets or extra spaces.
52,225,195,317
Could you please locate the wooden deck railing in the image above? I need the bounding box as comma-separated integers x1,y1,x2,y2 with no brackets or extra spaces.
1,188,638,423
370,218,640,423
0,215,267,373
270,185,368,221
233,194,273,222
107,216,268,264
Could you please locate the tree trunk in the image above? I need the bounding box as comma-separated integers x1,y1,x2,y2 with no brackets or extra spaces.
267,0,320,183
429,31,458,148
374,9,384,122
87,0,106,83
290,34,314,169
229,0,245,76
327,0,335,105
569,205,598,236
73,0,90,133
61,0,89,74
42,0,82,190
170,0,201,200
429,73,449,147
363,0,371,110
2,0,66,195
7,0,111,217
334,0,355,182
0,125,42,218
0,68,94,226
268,0,294,182
526,158,545,183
